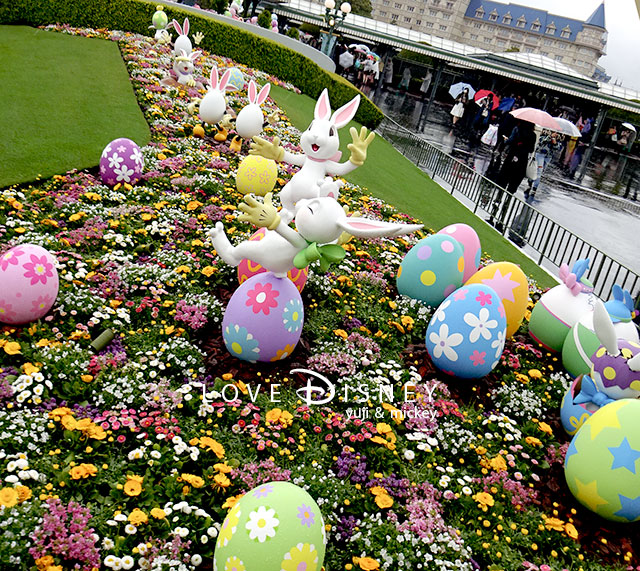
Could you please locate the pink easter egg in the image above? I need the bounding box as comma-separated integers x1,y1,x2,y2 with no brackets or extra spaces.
0,244,59,325
438,223,481,282
237,228,308,293
222,272,304,362
99,138,144,186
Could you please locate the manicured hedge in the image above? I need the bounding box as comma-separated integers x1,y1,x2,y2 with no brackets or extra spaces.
0,0,384,128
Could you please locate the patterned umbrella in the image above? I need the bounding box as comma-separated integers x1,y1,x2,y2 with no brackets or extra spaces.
474,89,500,110
510,107,561,131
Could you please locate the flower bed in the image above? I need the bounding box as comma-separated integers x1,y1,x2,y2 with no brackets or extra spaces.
0,25,636,571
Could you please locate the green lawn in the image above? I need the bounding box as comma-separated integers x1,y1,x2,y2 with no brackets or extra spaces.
270,85,557,288
0,26,150,188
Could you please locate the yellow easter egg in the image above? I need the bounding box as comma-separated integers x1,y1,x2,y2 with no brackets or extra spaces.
465,261,529,337
236,155,278,196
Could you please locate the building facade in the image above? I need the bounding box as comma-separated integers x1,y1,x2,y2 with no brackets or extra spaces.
369,0,607,79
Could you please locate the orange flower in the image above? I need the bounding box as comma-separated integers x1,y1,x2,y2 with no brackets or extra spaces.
85,423,107,440
0,487,18,508
488,455,507,473
181,473,205,488
214,462,233,474
266,409,282,424
222,494,244,509
376,422,392,435
198,437,225,458
374,493,393,509
369,486,387,496
543,516,565,532
48,407,72,419
472,492,495,511
60,415,77,431
16,485,32,503
129,508,148,526
124,475,144,496
213,473,231,488
538,421,553,436
525,436,543,447
69,463,98,480
356,557,380,571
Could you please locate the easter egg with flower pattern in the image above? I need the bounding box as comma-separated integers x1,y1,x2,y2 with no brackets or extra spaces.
425,283,506,378
0,244,59,325
437,223,481,282
236,155,278,196
222,272,303,362
237,229,308,292
99,138,144,187
213,481,326,571
397,234,464,307
565,399,640,522
465,261,529,338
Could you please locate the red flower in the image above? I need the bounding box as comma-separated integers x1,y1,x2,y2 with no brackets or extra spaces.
245,282,279,315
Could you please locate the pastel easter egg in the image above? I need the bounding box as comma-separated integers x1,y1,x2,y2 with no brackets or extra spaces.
425,283,506,379
222,272,303,362
560,375,600,436
0,244,59,325
236,155,278,197
152,7,168,29
397,234,464,307
226,67,245,90
528,284,597,352
465,261,528,337
237,229,308,292
214,481,326,571
99,138,144,186
590,339,640,400
437,223,481,282
565,399,640,522
562,319,601,378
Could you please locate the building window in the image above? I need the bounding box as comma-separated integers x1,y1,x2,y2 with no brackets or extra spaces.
442,13,450,20
416,19,422,25
541,51,548,56
432,0,440,5
391,13,398,20
474,22,482,28
516,16,526,28
429,9,437,16
531,20,540,31
484,36,492,43
543,39,553,46
475,8,484,18
446,1,454,8
407,5,414,11
497,39,506,47
425,21,433,27
489,9,498,21
394,2,402,8
470,33,478,40
379,10,387,16
502,13,512,25
524,47,533,52
555,55,563,61
545,24,555,35
419,7,424,13
561,27,571,39
404,16,411,22
439,24,447,30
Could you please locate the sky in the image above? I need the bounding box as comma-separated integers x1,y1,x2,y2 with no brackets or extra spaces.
519,0,640,91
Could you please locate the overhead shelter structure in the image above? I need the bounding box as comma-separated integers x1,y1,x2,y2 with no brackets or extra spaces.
267,0,640,180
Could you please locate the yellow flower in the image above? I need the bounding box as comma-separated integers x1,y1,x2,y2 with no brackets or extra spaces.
214,473,231,488
528,369,542,379
129,508,149,526
374,493,393,509
376,422,392,435
221,494,244,509
543,516,565,532
124,475,144,496
356,557,380,571
333,329,348,339
181,473,205,488
214,462,233,474
565,522,579,540
201,266,216,277
472,492,495,510
186,200,203,211
525,436,543,447
0,487,19,508
400,315,415,330
538,422,553,436
266,408,282,424
16,485,32,503
69,463,98,480
488,455,507,473
85,423,106,440
369,486,387,496
68,212,86,222
198,437,225,458
150,507,166,519
3,342,21,355
60,415,77,431
22,363,40,376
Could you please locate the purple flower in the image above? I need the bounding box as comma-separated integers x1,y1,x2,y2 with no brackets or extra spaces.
297,504,315,527
252,483,274,498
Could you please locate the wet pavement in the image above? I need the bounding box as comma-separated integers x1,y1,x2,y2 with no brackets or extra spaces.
369,88,640,275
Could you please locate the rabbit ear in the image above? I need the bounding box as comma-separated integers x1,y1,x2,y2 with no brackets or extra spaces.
593,298,620,356
256,83,271,105
612,284,623,301
314,89,332,121
190,50,202,61
336,217,422,238
623,289,634,311
172,19,182,35
210,67,219,89
248,80,257,103
629,351,640,372
219,69,237,91
183,18,190,35
331,95,361,129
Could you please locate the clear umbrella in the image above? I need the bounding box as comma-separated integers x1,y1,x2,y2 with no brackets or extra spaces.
552,117,582,137
448,82,476,99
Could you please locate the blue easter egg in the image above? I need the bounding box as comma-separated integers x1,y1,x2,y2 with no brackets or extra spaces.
560,375,600,436
397,234,464,307
226,67,245,90
222,272,304,363
426,284,506,378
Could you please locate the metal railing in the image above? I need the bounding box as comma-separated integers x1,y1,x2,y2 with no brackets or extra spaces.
376,117,640,298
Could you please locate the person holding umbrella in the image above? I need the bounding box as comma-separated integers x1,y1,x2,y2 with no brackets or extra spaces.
450,87,470,134
525,130,561,198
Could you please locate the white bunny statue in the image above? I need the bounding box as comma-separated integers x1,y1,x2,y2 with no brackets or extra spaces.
172,50,201,87
250,88,375,221
208,186,423,277
198,66,237,125
171,18,192,56
235,80,271,138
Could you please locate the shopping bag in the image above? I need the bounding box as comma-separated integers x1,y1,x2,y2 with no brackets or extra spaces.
481,124,499,147
526,153,538,180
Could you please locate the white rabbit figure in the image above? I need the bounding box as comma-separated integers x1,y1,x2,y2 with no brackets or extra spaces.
173,50,201,87
235,80,271,140
199,67,237,125
208,189,423,277
149,6,171,43
250,88,374,222
171,18,192,56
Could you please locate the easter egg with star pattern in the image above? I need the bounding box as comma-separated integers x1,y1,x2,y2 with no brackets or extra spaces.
565,399,640,522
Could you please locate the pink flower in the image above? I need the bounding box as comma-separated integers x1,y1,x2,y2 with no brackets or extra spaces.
540,566,552,571
31,295,53,313
453,288,468,301
0,299,17,322
475,291,493,306
245,282,279,315
0,247,24,271
22,254,55,285
469,350,486,366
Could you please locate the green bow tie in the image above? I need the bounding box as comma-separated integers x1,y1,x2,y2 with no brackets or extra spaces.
293,242,346,272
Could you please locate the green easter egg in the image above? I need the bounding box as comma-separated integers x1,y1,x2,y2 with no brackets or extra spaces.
214,481,326,571
565,399,640,522
152,9,168,29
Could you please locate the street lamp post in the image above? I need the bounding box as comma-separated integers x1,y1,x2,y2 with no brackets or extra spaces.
320,0,351,58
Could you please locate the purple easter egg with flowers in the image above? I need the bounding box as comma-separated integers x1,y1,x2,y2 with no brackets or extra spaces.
222,272,304,362
99,137,144,186
0,244,59,325
590,340,640,400
426,283,506,379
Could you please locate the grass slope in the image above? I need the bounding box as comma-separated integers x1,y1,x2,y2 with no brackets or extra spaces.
270,85,556,288
0,26,150,187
